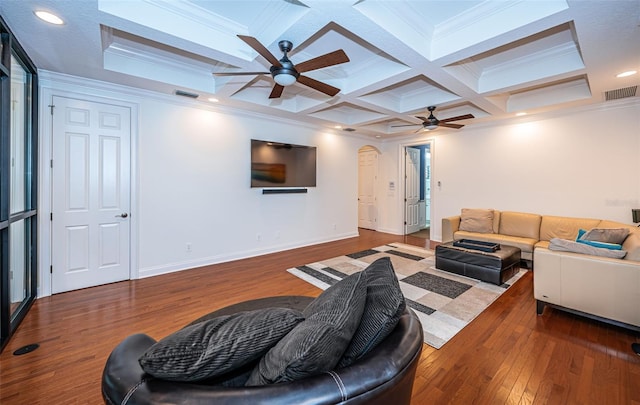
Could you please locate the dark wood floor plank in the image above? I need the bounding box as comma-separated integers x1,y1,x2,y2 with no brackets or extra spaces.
1,229,638,405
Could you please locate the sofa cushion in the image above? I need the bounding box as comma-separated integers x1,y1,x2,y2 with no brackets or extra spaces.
499,211,541,240
580,228,630,244
337,257,405,368
548,238,627,259
621,230,640,261
138,307,305,382
492,211,501,234
539,216,601,242
246,271,367,385
459,208,494,233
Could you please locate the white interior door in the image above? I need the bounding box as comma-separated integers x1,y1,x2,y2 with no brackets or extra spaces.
51,96,131,294
358,149,378,230
405,147,420,234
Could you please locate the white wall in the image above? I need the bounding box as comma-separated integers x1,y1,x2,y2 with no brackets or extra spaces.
38,72,370,292
137,98,364,276
377,99,640,241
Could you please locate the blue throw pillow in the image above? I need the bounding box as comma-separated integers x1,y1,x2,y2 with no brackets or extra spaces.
576,229,622,250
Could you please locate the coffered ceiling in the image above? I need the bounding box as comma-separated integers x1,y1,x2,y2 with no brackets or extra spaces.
2,0,639,138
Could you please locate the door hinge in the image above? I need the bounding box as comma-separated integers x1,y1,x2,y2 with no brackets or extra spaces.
50,159,53,168
50,265,53,274
48,104,55,115
50,213,53,221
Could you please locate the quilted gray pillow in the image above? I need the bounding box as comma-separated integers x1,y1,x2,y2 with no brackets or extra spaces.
580,228,630,244
138,307,304,382
337,257,405,368
246,270,367,386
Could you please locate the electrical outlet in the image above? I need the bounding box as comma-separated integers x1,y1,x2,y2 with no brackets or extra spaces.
186,243,192,253
256,233,262,241
333,223,337,230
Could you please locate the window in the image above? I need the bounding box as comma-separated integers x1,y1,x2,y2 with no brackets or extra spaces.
0,17,38,352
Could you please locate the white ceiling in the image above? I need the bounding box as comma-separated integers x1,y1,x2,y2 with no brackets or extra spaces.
2,0,639,139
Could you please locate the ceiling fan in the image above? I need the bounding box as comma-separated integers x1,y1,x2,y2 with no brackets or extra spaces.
392,106,474,132
213,35,350,99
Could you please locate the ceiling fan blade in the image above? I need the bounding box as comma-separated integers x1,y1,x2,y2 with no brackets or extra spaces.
213,72,270,76
295,50,350,73
440,114,474,122
269,84,284,99
297,75,340,96
415,116,429,122
237,35,282,67
439,122,464,129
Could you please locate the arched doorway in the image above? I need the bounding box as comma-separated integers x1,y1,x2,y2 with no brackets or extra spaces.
358,146,380,230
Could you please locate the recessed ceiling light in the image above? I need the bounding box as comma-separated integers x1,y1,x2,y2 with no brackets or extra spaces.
208,97,219,103
334,125,342,129
34,10,64,25
375,135,381,138
616,70,637,78
516,112,527,116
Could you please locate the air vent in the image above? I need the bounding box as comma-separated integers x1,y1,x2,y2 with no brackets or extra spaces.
175,90,199,99
342,127,356,132
604,85,637,101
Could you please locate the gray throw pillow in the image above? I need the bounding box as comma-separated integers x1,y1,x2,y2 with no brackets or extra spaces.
337,257,405,368
138,307,304,382
246,271,367,386
580,228,630,244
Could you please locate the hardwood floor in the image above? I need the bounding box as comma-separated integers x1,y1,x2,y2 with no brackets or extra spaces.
1,229,638,404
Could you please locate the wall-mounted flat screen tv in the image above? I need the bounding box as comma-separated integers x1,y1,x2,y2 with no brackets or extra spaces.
251,139,317,188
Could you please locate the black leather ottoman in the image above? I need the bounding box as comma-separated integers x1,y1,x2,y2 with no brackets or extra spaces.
435,242,521,285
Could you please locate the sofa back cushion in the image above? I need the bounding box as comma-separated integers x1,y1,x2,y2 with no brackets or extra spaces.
499,211,541,239
621,230,640,261
492,211,501,233
459,208,494,233
539,215,600,242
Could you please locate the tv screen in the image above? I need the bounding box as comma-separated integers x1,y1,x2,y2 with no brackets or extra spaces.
251,139,317,188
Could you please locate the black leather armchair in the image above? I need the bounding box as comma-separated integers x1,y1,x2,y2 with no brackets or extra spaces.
102,296,423,405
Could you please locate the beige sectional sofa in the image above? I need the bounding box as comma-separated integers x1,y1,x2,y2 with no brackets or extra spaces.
442,209,640,329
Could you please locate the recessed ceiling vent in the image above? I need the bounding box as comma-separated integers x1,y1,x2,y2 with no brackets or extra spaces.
343,127,356,132
175,90,199,99
604,85,637,101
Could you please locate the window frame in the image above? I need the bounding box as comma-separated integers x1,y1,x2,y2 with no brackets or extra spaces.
0,16,38,352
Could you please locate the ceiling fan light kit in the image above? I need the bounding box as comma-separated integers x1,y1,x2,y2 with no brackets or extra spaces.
273,73,297,86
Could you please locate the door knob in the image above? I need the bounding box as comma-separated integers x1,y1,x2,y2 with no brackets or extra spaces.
115,213,128,218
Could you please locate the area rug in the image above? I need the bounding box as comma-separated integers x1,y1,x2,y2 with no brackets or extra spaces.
287,243,526,349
